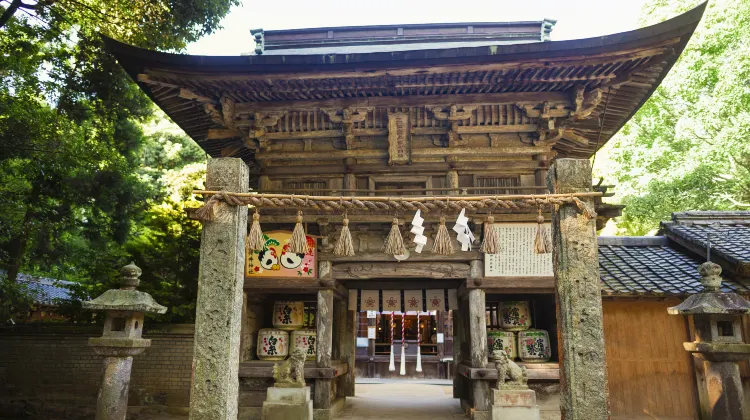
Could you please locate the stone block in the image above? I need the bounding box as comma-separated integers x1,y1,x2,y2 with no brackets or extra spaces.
262,400,313,420
267,386,311,404
491,389,537,407
262,386,312,420
491,389,540,420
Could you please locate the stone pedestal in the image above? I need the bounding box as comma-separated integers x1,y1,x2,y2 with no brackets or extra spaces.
262,386,313,420
490,389,541,420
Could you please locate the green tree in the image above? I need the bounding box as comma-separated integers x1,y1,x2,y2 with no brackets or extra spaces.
595,0,750,235
0,0,235,320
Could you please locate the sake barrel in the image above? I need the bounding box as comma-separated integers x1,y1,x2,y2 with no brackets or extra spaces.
518,329,552,363
257,328,289,361
291,329,317,361
487,330,517,360
499,301,532,331
272,301,305,330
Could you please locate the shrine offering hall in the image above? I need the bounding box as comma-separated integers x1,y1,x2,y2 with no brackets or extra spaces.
105,5,707,420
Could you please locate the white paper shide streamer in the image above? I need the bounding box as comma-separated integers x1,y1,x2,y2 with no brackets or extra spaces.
453,209,475,251
410,209,427,253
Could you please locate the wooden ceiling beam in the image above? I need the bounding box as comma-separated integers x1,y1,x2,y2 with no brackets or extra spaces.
259,160,542,175
234,92,571,113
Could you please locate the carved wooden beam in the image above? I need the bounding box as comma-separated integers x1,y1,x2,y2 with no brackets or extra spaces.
570,85,603,120
234,91,570,114
322,107,372,149
252,111,288,150
207,129,245,140
561,130,590,146
429,105,477,147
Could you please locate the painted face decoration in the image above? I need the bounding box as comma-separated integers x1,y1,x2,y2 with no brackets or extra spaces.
280,244,305,269
258,248,281,270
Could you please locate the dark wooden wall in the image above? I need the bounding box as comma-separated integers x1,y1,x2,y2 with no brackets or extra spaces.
602,299,698,420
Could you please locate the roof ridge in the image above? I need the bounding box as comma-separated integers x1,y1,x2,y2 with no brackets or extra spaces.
598,236,669,246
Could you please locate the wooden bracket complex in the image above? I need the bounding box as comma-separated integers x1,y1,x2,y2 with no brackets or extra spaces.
430,105,477,147
323,107,372,149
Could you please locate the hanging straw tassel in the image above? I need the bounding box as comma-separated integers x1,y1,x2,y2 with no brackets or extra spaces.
246,210,265,251
479,214,501,254
388,313,396,372
534,210,553,254
333,213,355,256
289,211,308,254
416,312,423,373
399,312,406,375
432,216,454,255
383,217,406,255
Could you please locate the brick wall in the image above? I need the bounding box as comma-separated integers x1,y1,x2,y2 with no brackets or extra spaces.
0,324,195,413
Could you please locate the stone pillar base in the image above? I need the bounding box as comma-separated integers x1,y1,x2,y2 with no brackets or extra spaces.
261,387,313,420
490,389,540,420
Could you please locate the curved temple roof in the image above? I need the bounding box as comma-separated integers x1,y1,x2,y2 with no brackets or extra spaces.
105,3,706,166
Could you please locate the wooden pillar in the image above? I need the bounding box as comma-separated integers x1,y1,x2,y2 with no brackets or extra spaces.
469,288,489,420
315,288,334,415
189,158,248,420
333,296,354,399
447,170,459,194
340,298,356,397
343,173,356,196
453,299,466,399
547,158,610,420
534,153,549,188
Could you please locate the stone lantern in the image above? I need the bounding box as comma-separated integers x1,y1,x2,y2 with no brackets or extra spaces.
668,261,750,420
82,262,167,420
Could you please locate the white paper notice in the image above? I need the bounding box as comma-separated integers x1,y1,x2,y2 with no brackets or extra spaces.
484,223,553,276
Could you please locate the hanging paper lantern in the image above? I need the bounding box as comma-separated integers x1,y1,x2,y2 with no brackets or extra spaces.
452,208,474,251
410,209,427,253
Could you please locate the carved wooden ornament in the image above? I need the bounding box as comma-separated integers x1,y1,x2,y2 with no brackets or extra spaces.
387,112,411,165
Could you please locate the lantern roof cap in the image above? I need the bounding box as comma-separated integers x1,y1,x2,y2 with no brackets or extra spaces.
82,262,167,314
668,262,750,315
82,289,167,314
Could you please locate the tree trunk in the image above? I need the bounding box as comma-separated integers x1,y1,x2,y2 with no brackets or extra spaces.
0,0,25,29
5,210,32,283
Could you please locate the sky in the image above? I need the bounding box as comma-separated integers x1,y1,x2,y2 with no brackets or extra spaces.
186,0,650,56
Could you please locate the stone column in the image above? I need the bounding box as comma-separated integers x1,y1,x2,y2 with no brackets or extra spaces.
189,158,249,420
95,356,133,420
703,361,745,418
547,158,610,420
315,289,334,418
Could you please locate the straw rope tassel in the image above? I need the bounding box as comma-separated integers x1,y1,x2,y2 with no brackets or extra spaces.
333,213,355,257
399,312,406,375
246,210,265,252
383,217,407,255
534,210,553,254
432,216,454,255
479,214,500,254
388,313,395,372
416,312,422,373
289,210,308,254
